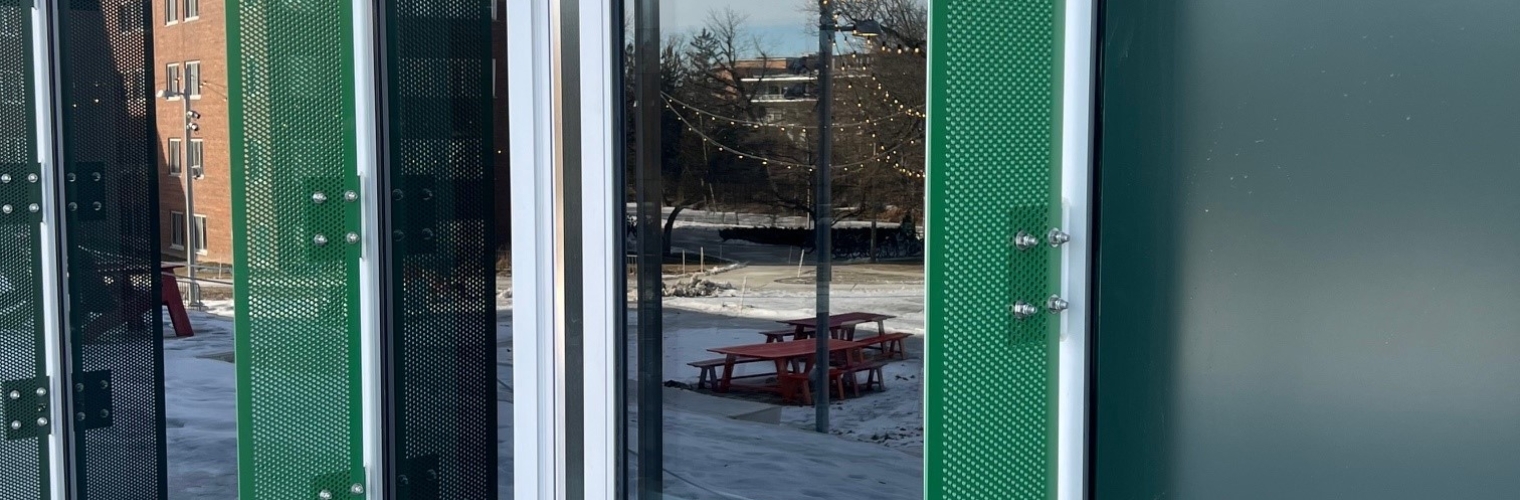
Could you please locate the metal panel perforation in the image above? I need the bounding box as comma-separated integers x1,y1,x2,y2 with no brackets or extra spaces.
383,0,497,497
57,1,166,498
926,0,1061,498
0,2,46,497
229,0,366,498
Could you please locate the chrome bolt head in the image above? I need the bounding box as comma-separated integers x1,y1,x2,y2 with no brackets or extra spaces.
34,387,45,397
9,421,21,430
27,204,39,213
1013,231,1040,251
7,390,18,400
0,174,11,183
75,413,86,422
350,484,365,494
343,191,359,202
67,202,77,211
0,205,11,215
312,192,328,204
313,234,329,246
36,417,47,427
26,173,38,183
318,490,333,500
1012,301,1039,320
345,232,360,245
100,410,110,418
1047,295,1070,313
1047,228,1071,247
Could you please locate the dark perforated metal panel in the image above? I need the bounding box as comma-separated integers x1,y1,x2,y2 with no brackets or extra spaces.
383,1,497,498
925,0,1060,498
0,2,47,498
57,1,167,499
228,0,366,498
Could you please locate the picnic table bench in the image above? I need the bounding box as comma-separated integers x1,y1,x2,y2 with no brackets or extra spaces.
709,339,868,403
777,312,895,341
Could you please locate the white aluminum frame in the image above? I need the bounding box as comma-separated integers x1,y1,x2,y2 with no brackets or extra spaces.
1058,0,1097,498
34,0,70,497
510,0,562,496
577,0,618,496
351,0,384,495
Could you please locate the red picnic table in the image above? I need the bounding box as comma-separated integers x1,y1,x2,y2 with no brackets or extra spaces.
777,312,895,341
708,339,867,401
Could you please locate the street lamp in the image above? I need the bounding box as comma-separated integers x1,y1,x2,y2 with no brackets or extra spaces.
811,2,886,433
156,80,203,309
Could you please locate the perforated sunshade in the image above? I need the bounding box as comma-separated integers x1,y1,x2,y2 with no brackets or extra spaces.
57,1,167,498
382,1,498,498
0,2,48,498
925,0,1061,498
228,1,366,498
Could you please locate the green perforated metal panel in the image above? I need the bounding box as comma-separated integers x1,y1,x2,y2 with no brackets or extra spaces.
925,0,1061,498
57,2,167,498
0,2,46,498
381,1,497,498
229,0,365,498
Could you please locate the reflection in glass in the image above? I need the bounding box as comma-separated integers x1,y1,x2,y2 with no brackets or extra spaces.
623,1,926,498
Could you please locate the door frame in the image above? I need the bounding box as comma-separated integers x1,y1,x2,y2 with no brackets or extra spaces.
546,0,1105,497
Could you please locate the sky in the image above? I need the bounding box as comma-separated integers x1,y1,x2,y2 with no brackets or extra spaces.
658,0,820,56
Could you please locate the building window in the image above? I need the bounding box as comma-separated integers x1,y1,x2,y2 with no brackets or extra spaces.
193,215,208,254
169,212,207,253
185,0,199,19
165,0,178,24
185,61,201,98
165,63,181,97
170,211,186,249
168,138,182,175
188,139,204,177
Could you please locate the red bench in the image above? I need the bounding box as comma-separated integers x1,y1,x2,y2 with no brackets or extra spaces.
759,329,800,343
688,357,767,390
856,332,910,360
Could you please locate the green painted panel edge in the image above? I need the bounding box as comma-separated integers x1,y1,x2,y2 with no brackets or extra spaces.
227,1,366,498
925,0,1064,498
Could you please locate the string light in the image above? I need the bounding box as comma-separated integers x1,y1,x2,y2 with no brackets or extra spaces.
667,103,920,172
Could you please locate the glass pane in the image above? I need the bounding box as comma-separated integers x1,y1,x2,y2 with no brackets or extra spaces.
1096,1,1520,499
622,1,926,498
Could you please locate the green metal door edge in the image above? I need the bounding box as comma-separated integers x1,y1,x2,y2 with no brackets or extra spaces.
0,2,47,498
925,0,1064,498
227,1,366,498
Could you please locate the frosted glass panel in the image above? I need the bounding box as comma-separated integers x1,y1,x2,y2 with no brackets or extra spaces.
1096,1,1520,498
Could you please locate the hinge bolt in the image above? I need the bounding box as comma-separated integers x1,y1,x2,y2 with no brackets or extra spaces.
1047,295,1070,313
1012,301,1038,320
345,233,360,245
344,191,359,202
350,484,365,495
312,192,328,204
313,234,329,246
1012,231,1039,251
1047,228,1071,247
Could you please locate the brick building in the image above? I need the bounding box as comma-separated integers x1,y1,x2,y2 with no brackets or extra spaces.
153,0,230,265
152,1,511,269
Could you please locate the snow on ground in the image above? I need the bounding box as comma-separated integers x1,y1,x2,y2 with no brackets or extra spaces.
162,281,925,499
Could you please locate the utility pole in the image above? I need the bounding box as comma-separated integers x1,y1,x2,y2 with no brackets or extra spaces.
161,76,201,309
813,0,837,434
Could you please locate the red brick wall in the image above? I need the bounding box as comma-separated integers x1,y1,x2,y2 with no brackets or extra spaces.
153,0,232,265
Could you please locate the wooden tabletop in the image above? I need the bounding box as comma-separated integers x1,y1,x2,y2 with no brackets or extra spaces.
778,312,896,329
710,339,866,360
